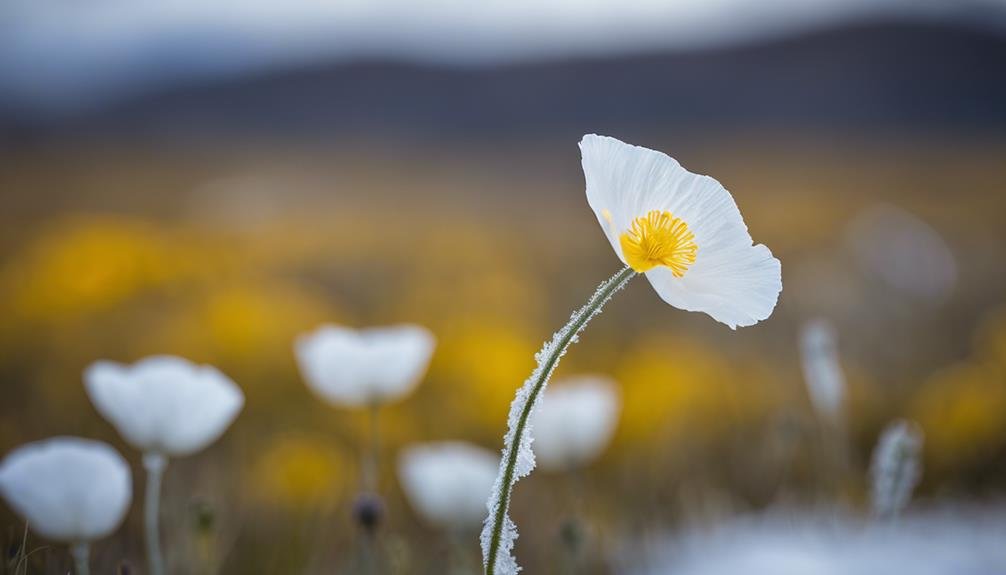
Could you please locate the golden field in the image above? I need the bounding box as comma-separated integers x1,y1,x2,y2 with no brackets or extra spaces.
1,132,1005,573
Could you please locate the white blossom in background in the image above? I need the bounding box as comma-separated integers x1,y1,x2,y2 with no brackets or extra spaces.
0,437,132,542
870,420,924,519
0,437,132,574
84,355,244,575
85,356,245,457
799,319,846,424
532,376,620,470
398,441,498,529
624,508,1001,575
482,135,782,575
846,204,957,303
295,324,436,408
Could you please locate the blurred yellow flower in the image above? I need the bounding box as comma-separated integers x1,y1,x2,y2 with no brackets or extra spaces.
142,281,339,385
393,227,540,325
1,216,210,323
911,362,1006,471
248,434,350,511
431,321,537,432
976,306,1006,368
615,334,779,447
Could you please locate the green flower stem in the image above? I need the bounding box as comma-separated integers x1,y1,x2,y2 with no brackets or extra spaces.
144,452,168,575
559,467,587,575
360,404,382,575
448,528,477,575
484,266,636,574
364,403,381,493
70,542,90,575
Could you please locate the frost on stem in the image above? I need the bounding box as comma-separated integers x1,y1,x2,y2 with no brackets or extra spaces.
870,420,923,519
799,318,846,424
481,267,634,575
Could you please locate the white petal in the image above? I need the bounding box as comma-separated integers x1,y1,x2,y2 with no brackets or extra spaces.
364,325,437,400
580,134,781,328
398,441,498,528
646,242,781,329
295,326,370,406
0,437,131,542
85,356,244,457
85,361,158,451
532,375,620,470
581,134,743,258
295,324,435,408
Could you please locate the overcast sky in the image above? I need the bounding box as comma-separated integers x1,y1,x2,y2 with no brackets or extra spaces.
1,0,1002,112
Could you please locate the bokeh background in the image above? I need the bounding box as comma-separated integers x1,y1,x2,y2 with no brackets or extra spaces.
2,0,1006,573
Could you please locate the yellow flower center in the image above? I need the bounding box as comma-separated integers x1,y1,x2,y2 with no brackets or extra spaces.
619,210,697,276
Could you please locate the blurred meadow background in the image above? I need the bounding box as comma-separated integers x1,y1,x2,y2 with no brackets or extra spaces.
2,0,1006,573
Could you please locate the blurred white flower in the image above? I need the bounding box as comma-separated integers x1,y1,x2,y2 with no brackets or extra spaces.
799,319,846,423
84,355,245,457
846,204,957,303
580,134,781,329
398,441,498,529
85,355,243,575
870,419,923,519
295,323,436,407
532,376,620,470
626,508,1006,575
0,437,131,542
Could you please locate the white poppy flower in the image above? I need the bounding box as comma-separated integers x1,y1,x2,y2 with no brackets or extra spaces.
532,376,620,470
580,134,782,328
0,437,131,543
295,324,436,408
84,355,244,457
398,441,498,529
483,137,784,575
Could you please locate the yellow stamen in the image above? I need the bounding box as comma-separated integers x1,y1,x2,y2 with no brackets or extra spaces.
619,210,698,276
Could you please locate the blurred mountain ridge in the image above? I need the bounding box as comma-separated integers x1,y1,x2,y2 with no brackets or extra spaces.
3,18,1006,144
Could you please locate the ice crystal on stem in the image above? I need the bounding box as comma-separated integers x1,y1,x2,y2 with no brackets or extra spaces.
481,266,635,575
799,318,846,424
870,419,924,519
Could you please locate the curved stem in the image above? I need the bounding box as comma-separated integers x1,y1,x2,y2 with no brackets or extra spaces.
70,542,90,575
144,453,168,575
484,266,635,574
